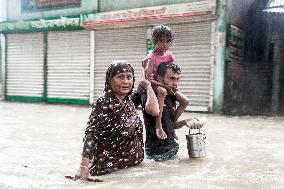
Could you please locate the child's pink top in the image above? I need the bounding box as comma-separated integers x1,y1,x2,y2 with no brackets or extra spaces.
142,50,175,79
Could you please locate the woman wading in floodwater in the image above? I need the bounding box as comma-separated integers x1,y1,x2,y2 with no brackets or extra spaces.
74,60,159,179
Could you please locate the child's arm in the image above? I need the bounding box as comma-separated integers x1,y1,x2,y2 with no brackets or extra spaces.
174,91,189,121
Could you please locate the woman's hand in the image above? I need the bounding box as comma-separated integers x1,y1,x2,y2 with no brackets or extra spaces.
74,166,89,180
138,72,151,90
140,77,151,89
74,157,90,180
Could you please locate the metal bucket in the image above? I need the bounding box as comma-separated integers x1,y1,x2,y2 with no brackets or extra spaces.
186,129,206,158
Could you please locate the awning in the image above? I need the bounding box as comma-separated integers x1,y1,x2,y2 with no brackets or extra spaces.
80,1,216,29
0,16,81,33
263,0,284,13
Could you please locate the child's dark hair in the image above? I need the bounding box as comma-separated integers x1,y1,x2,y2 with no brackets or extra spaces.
157,61,181,77
151,25,174,44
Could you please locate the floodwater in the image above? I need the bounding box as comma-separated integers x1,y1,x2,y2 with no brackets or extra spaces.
0,101,283,189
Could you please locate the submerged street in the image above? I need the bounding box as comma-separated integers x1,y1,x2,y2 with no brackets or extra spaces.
0,101,283,189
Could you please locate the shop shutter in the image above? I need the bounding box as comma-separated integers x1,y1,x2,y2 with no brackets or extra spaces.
169,21,215,111
6,33,44,100
94,27,146,100
0,37,2,97
280,43,284,112
47,31,90,103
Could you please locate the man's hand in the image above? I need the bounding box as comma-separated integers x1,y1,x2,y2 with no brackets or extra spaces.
186,117,204,129
163,85,177,96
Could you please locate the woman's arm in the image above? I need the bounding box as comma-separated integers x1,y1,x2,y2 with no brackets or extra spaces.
74,132,94,180
137,73,159,116
74,156,90,180
145,82,159,116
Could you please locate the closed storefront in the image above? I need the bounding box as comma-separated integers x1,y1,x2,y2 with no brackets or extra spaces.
92,21,215,111
94,27,147,100
0,37,2,98
279,40,284,112
47,30,90,104
1,0,220,111
82,1,216,111
6,33,44,101
170,21,215,111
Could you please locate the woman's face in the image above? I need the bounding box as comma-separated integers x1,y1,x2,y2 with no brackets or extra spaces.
109,72,134,100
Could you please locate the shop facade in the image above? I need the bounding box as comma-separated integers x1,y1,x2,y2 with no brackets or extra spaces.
264,0,284,113
82,1,217,111
1,0,226,113
1,17,92,104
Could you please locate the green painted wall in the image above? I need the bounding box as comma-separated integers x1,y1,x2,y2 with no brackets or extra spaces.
99,0,204,12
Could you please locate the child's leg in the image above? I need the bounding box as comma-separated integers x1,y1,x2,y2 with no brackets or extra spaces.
156,86,167,140
145,59,154,80
175,91,190,122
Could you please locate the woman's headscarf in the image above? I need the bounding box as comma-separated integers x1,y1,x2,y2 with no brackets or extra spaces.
104,60,135,95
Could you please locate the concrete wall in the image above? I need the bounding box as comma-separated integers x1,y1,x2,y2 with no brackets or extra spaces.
226,0,255,28
99,0,203,12
7,0,97,21
5,0,210,21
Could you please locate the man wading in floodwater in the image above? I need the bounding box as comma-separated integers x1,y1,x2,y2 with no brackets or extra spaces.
140,62,203,161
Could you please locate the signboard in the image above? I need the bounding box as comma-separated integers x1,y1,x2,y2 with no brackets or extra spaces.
31,17,80,29
81,1,215,27
22,0,81,11
0,17,80,33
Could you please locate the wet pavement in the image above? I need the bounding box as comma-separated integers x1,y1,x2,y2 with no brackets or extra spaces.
0,101,283,189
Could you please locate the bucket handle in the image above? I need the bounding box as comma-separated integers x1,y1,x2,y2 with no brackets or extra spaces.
188,128,201,135
186,122,201,134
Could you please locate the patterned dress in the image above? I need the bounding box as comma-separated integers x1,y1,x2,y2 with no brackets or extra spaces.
82,90,144,176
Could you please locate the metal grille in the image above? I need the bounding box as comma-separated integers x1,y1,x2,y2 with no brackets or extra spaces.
94,27,147,100
169,21,215,111
6,33,44,97
47,30,90,100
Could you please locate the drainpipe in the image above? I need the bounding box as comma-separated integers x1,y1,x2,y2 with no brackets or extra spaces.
213,0,227,114
0,0,7,100
271,32,280,112
0,35,6,100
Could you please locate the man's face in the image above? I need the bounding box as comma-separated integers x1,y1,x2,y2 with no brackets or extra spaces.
158,69,181,88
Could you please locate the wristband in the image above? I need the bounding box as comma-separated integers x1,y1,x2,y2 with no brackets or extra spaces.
80,165,88,169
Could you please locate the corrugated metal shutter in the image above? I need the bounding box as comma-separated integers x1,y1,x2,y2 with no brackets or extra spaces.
279,41,284,112
94,27,146,100
6,33,44,99
169,21,214,111
0,37,2,97
47,31,90,103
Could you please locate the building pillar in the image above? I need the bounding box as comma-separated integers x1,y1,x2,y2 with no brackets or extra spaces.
214,0,227,114
271,32,280,112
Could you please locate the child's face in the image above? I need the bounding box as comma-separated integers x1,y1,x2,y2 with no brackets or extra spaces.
154,35,172,53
